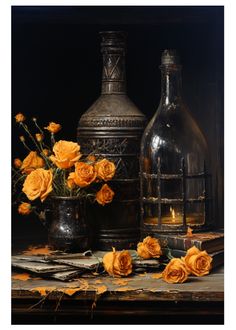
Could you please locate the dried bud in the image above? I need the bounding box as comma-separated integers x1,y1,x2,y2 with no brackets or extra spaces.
15,113,26,123
19,136,25,142
35,133,43,142
42,149,49,156
44,122,61,134
18,202,32,215
14,158,22,169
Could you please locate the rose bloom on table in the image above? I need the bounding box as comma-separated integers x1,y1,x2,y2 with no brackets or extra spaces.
101,236,213,283
13,113,116,216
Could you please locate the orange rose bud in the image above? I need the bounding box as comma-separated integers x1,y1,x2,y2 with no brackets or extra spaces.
96,184,115,206
182,246,213,277
67,172,76,189
42,149,49,156
18,202,31,215
21,151,45,174
95,159,116,181
19,136,25,142
72,162,97,187
137,236,162,259
15,113,26,123
103,248,132,277
50,140,82,169
44,122,61,133
162,258,189,284
87,155,96,162
14,158,22,169
35,133,43,142
22,168,53,202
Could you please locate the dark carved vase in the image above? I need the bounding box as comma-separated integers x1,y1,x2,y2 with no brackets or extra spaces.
77,31,146,250
48,197,90,252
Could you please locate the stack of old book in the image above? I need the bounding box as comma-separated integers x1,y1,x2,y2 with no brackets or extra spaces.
157,230,224,269
11,249,161,282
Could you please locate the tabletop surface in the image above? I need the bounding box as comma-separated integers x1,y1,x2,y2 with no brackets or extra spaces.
12,266,224,302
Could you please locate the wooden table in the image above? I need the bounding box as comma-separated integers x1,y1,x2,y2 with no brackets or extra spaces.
12,265,224,324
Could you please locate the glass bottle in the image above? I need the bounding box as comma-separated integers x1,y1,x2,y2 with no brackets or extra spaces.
140,50,211,234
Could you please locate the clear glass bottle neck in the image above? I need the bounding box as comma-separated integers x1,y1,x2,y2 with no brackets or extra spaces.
160,66,182,106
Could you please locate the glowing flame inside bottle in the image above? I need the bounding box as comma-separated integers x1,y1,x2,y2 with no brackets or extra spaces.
170,206,175,222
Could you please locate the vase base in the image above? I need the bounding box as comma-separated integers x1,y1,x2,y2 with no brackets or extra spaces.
48,235,90,253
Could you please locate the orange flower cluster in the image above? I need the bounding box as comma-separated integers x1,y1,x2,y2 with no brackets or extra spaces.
66,157,116,206
13,114,117,216
102,236,213,281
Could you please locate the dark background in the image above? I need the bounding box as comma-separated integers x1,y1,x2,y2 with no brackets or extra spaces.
12,6,224,244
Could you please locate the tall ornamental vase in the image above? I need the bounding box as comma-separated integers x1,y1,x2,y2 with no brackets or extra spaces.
47,196,90,252
77,31,146,250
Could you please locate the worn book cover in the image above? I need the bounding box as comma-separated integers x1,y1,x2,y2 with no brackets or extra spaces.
156,231,224,253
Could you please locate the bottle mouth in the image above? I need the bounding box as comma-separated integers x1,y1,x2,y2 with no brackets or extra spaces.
161,49,180,65
99,31,126,37
100,31,127,52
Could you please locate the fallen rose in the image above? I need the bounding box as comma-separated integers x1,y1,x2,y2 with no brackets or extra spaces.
182,246,213,277
137,236,162,259
103,248,132,277
162,258,189,284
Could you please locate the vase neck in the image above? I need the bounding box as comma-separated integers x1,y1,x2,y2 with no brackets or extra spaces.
100,31,127,95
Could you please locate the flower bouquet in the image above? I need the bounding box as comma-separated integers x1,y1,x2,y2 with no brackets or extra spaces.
13,113,116,251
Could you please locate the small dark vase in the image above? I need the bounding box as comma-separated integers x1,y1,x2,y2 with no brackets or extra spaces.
47,196,90,252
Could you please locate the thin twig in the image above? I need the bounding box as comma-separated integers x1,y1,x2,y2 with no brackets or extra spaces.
54,291,65,312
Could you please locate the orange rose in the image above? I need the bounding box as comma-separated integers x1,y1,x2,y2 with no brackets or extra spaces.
137,236,162,259
44,122,61,133
21,151,45,174
162,258,189,284
96,184,115,206
35,133,43,142
103,248,132,277
72,162,97,187
95,159,116,181
14,158,22,169
18,202,32,215
67,173,76,189
182,246,213,277
15,113,25,123
22,168,53,202
50,140,82,169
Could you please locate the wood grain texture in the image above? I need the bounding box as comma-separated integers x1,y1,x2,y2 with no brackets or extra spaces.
12,266,224,302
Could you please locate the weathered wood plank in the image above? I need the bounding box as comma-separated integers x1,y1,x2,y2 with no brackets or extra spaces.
12,266,224,302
